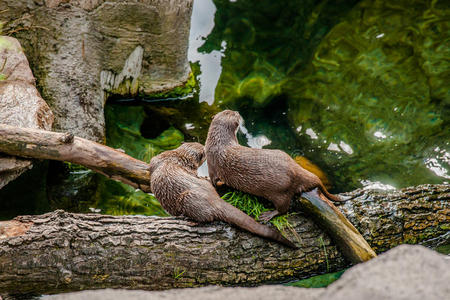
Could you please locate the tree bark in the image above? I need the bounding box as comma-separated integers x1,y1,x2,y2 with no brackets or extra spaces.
0,184,448,295
0,124,151,192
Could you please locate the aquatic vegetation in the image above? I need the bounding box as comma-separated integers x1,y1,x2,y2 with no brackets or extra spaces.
105,104,184,163
284,0,450,190
201,0,358,107
286,269,346,288
93,178,167,217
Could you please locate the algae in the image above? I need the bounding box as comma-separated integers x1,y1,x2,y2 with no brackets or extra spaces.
142,71,197,100
284,0,450,191
104,104,184,163
200,0,359,107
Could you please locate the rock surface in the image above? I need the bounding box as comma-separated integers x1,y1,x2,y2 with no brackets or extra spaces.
0,0,193,142
0,36,53,189
43,245,449,300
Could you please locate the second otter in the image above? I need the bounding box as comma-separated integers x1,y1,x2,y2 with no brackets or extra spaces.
205,110,344,221
150,142,296,248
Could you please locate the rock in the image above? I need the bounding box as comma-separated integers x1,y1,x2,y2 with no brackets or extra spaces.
0,36,53,189
42,245,449,300
319,244,450,300
0,0,193,142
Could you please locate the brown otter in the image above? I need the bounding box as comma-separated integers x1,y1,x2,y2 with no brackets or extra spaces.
205,110,345,222
149,142,297,248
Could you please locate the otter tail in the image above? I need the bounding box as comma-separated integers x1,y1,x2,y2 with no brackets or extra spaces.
215,200,298,249
318,182,346,202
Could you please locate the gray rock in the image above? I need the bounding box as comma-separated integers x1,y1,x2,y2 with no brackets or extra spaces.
43,245,449,300
321,244,450,300
0,36,54,189
1,0,193,142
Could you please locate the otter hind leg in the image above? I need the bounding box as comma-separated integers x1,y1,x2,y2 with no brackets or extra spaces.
259,210,280,222
259,194,291,222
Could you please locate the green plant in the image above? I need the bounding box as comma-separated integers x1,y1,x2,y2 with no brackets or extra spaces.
319,236,330,272
173,268,186,279
221,190,295,234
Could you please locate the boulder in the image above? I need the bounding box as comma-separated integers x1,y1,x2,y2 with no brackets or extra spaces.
0,0,193,142
0,36,53,189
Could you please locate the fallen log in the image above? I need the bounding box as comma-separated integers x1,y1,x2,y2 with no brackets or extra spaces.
0,184,448,295
0,124,376,264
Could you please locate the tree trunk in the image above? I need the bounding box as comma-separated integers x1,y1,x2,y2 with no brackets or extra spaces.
0,184,448,295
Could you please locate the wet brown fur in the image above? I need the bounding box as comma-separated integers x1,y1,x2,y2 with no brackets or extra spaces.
149,142,297,248
205,110,344,221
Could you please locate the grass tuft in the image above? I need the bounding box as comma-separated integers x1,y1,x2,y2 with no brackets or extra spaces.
221,190,296,235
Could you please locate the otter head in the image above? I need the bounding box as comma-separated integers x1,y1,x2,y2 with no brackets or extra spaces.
211,110,242,135
175,142,206,169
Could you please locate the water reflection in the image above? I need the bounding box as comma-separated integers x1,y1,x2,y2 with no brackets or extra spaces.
188,0,224,104
239,123,272,149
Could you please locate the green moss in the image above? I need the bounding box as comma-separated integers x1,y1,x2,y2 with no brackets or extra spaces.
0,73,6,80
0,36,13,50
439,224,450,230
143,71,197,100
286,270,346,288
64,162,89,172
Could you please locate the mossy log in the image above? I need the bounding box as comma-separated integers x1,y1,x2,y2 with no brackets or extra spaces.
0,184,448,295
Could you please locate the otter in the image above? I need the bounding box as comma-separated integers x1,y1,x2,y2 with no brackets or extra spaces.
149,142,297,248
205,110,345,222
